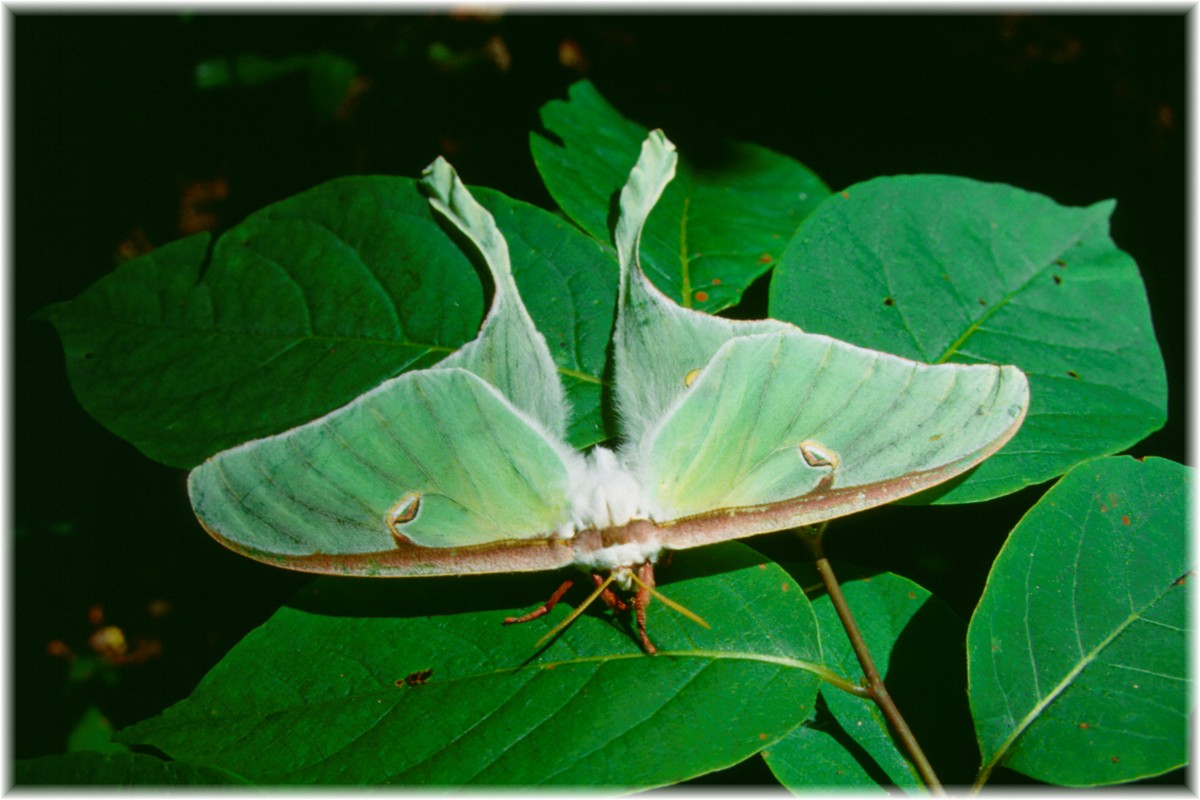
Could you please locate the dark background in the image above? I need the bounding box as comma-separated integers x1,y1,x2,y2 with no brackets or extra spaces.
14,13,1186,785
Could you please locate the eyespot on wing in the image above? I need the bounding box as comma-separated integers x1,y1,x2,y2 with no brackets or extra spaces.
799,440,840,469
387,491,422,543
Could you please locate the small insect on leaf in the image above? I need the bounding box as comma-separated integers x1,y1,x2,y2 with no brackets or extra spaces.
397,668,433,687
683,368,703,388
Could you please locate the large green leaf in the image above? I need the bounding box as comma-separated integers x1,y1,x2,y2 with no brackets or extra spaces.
808,570,976,789
42,177,617,467
117,543,823,787
967,456,1190,787
14,751,248,786
532,80,829,312
769,176,1167,504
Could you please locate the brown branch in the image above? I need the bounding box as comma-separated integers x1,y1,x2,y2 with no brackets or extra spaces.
799,525,945,795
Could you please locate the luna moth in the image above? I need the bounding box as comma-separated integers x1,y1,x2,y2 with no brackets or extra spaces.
188,130,1029,653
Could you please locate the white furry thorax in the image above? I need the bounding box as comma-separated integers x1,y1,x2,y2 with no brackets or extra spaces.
558,446,663,573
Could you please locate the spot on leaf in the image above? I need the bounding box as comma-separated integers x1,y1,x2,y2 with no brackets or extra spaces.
883,296,895,306
1122,515,1131,526
694,291,709,303
1053,275,1063,285
757,253,773,265
1067,370,1080,379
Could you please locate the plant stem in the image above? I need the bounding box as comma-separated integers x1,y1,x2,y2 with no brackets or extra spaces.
799,525,946,795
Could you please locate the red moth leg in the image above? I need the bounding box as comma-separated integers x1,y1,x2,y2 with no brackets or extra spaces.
503,579,574,625
594,571,629,612
634,560,656,655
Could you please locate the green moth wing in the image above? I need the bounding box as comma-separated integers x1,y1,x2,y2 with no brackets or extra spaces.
190,369,578,570
423,158,569,439
612,132,788,445
613,133,1028,547
188,159,584,576
639,332,1025,537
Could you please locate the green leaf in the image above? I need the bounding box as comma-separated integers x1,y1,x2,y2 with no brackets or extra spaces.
532,80,829,312
66,705,129,754
809,570,976,789
769,176,1167,503
117,543,822,787
42,177,616,467
14,751,248,786
967,456,1190,787
763,723,886,792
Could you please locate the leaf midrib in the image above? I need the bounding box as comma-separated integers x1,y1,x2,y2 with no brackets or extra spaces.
141,649,833,736
678,194,693,308
935,218,1099,365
